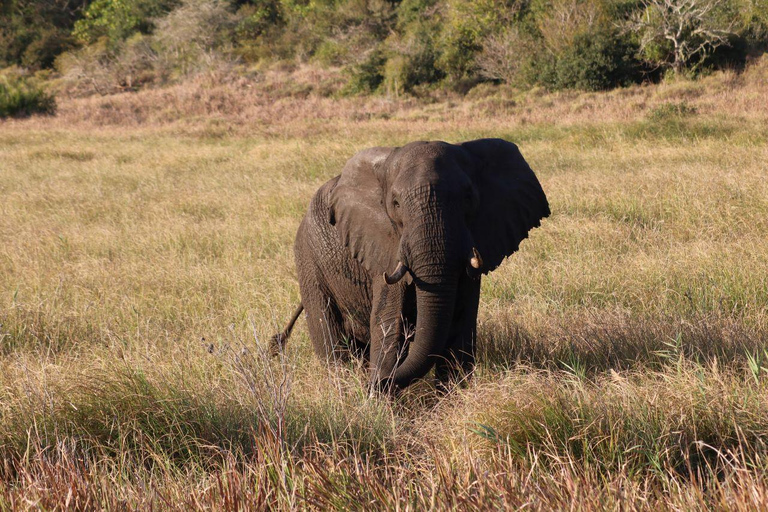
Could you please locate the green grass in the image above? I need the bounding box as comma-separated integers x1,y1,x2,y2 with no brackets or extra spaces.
1,71,768,508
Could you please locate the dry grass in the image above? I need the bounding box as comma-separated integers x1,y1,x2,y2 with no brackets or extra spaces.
1,60,768,509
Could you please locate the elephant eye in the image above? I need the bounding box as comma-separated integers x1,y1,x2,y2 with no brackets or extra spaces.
392,198,400,209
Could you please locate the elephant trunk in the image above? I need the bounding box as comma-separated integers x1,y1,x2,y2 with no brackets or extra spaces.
393,276,457,388
391,226,460,388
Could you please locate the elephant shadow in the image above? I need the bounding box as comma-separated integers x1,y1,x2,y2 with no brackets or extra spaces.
478,311,763,375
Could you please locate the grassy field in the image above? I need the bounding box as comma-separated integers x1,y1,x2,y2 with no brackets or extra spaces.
1,62,768,509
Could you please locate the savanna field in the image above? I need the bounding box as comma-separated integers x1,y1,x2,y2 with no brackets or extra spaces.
1,63,768,509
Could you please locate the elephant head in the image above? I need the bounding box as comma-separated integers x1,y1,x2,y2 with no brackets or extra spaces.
329,139,549,388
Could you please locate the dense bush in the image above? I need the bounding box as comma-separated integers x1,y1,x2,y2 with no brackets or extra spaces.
152,0,237,77
57,0,238,95
0,0,86,70
476,27,540,85
382,4,445,95
233,0,285,61
438,0,525,86
0,73,56,118
740,0,768,46
553,30,640,90
73,0,180,45
1,0,767,95
344,48,387,94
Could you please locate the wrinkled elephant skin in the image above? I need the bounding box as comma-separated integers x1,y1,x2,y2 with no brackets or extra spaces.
272,139,550,393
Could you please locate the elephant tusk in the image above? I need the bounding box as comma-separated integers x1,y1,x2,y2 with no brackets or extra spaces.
383,261,408,285
469,247,483,270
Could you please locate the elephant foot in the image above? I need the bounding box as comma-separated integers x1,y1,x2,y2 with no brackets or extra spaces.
368,377,400,399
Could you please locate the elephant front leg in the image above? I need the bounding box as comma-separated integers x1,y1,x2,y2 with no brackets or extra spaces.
435,275,481,392
369,279,408,393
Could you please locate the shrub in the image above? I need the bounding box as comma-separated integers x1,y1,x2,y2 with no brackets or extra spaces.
438,0,526,84
73,0,181,46
57,0,237,95
55,40,119,96
21,29,75,70
0,0,87,69
233,1,289,62
629,0,739,73
5,0,763,97
383,28,444,95
0,73,56,118
446,0,647,91
151,0,237,79
553,30,640,90
339,0,444,96
476,22,640,91
264,0,395,64
56,35,157,95
344,47,387,94
733,0,768,52
235,0,283,38
534,0,609,54
476,27,540,85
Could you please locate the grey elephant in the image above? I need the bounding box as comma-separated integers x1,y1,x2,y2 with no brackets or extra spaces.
272,139,549,392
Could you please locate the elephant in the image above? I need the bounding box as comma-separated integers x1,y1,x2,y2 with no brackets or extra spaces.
272,138,549,393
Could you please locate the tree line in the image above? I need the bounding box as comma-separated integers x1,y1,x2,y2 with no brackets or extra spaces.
1,0,767,96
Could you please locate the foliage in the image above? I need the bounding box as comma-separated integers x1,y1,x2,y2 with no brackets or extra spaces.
534,0,610,54
438,0,526,85
0,0,85,70
73,0,179,45
57,0,238,95
476,27,540,84
382,3,445,95
151,0,237,78
233,0,285,61
553,30,640,90
344,47,387,94
629,0,739,72
0,72,56,117
1,0,768,95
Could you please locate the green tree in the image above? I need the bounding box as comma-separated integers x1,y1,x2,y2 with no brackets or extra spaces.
735,0,768,49
439,0,527,84
0,0,86,69
73,0,179,45
554,30,639,89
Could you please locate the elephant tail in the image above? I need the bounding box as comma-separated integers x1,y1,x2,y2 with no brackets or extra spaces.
270,304,304,357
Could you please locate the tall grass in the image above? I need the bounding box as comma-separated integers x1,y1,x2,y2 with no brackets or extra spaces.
1,66,767,509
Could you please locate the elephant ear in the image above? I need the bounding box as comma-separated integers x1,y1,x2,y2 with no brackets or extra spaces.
461,138,550,274
329,147,399,275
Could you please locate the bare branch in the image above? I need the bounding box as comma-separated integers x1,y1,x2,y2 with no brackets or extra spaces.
627,0,736,72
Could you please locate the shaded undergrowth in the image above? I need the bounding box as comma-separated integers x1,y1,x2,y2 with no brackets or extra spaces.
479,311,768,375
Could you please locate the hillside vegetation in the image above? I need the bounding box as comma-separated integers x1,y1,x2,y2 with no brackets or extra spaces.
1,0,767,105
1,62,767,508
